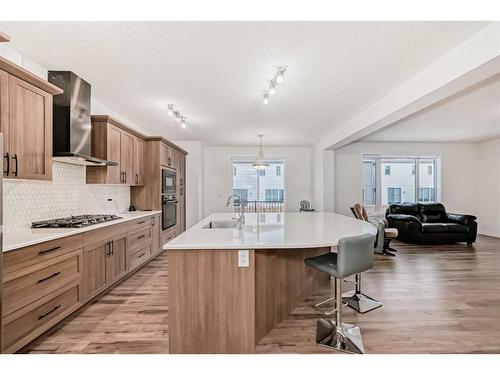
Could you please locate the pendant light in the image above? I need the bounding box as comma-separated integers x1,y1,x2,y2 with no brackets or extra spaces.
252,134,270,170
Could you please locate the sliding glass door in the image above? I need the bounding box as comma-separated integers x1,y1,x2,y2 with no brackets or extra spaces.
362,155,440,212
232,159,285,212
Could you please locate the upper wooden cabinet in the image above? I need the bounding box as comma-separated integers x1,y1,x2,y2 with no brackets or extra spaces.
161,143,177,169
133,137,145,185
1,58,62,181
86,116,145,186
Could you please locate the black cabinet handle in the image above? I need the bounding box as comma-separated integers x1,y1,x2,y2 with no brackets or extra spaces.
4,152,9,177
110,240,115,256
137,234,145,240
138,252,146,258
137,220,145,225
135,174,138,184
106,241,111,256
124,171,127,183
38,246,61,255
38,272,61,283
13,153,18,177
38,304,61,320
168,157,171,165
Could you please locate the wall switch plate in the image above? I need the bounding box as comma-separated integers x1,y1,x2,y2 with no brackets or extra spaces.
238,250,250,267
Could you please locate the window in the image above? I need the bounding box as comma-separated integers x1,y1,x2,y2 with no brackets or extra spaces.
387,188,402,204
232,160,285,210
265,189,284,202
418,187,435,202
362,156,440,211
233,189,248,201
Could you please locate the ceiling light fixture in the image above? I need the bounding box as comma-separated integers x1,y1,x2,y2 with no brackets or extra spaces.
168,105,189,129
261,66,287,104
269,80,277,95
252,134,270,170
275,66,287,84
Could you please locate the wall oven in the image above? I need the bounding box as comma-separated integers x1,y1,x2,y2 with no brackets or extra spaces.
162,194,178,230
162,168,177,195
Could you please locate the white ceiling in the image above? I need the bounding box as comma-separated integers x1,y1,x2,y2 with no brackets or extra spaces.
360,74,500,143
0,21,488,146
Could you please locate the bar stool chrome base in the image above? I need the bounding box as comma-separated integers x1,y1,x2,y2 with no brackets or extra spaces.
316,318,365,354
342,292,383,313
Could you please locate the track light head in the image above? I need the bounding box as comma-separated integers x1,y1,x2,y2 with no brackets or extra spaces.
167,104,174,116
263,93,270,104
269,80,277,95
275,67,287,84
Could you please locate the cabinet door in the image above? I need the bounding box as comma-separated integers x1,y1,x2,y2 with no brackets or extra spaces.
120,131,134,184
106,125,122,184
133,136,145,185
151,214,161,255
9,75,52,180
83,241,110,301
1,70,9,177
107,235,127,284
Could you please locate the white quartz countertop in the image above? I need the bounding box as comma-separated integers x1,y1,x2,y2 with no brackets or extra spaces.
3,210,162,252
164,212,377,250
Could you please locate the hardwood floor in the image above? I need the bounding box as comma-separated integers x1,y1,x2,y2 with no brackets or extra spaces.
21,235,500,354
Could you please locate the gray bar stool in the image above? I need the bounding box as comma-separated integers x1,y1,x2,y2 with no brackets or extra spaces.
304,233,376,354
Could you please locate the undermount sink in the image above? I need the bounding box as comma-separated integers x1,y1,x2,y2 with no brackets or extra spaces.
202,219,238,229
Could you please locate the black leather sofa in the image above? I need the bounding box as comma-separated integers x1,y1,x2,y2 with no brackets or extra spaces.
386,203,477,245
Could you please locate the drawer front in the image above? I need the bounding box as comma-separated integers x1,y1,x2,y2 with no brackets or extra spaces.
128,227,152,252
128,216,151,232
4,234,83,274
3,250,82,317
162,228,176,245
83,222,128,247
128,245,151,271
3,282,81,352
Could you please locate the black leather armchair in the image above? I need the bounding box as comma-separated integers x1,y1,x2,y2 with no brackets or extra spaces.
386,203,477,245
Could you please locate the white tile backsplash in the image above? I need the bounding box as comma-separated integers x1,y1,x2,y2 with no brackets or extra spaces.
3,162,130,232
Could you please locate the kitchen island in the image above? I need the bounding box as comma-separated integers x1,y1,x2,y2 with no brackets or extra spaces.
164,212,377,354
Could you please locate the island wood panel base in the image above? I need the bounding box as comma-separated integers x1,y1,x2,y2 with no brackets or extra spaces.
168,247,330,354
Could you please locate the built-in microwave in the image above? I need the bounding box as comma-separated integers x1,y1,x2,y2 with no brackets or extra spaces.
162,168,177,195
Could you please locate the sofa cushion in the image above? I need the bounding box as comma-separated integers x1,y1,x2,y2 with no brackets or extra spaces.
421,223,448,233
446,223,469,233
388,203,420,216
419,203,446,222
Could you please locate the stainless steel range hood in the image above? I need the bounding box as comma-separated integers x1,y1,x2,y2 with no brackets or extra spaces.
48,71,118,166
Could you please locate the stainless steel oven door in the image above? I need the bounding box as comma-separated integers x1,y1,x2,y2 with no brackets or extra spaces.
162,197,177,230
162,168,177,195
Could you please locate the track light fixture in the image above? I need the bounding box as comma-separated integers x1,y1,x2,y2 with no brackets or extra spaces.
261,66,287,104
168,104,188,129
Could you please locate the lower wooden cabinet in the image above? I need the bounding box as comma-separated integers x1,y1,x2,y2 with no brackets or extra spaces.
1,213,163,353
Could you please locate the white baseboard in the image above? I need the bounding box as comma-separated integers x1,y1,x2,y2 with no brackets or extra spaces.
478,230,500,239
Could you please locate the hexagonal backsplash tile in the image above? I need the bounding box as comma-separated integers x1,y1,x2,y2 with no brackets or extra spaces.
3,162,130,232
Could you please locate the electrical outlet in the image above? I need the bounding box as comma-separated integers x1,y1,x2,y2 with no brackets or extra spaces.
238,250,249,267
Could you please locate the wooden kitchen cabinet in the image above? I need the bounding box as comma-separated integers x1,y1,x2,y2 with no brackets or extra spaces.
0,59,62,182
161,143,176,169
87,116,146,186
133,136,145,185
151,214,161,255
120,131,134,184
107,235,127,284
83,240,109,301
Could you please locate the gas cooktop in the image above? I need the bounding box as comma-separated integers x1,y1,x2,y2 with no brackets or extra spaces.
31,214,122,229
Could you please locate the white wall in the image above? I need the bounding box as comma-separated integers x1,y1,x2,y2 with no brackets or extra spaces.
333,142,478,217
476,137,500,237
203,146,312,217
173,141,204,229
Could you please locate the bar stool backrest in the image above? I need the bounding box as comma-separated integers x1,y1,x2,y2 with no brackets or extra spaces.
336,233,375,278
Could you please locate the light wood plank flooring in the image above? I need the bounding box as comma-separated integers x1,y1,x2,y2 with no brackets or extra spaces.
21,235,500,354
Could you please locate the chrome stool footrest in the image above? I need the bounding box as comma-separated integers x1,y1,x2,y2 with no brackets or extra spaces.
316,318,365,354
342,292,383,314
